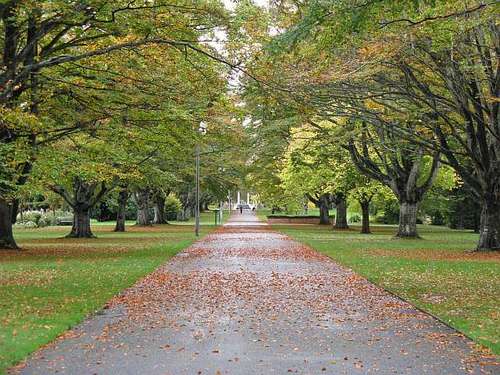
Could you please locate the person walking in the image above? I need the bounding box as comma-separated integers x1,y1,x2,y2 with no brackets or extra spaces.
239,205,243,214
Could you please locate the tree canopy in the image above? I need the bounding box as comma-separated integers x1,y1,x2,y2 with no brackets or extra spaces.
1,0,498,251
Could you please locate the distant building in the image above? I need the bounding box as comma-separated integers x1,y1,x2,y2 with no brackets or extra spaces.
227,190,255,210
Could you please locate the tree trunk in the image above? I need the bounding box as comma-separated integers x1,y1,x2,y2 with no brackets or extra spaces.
472,209,480,233
360,200,371,234
153,194,167,224
396,201,419,238
334,197,349,229
114,189,128,232
0,199,18,249
177,209,187,221
135,189,151,226
477,199,500,251
50,178,108,238
318,196,330,225
67,207,94,238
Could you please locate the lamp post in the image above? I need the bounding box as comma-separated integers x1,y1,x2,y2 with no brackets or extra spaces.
195,143,200,237
216,167,226,225
195,121,207,237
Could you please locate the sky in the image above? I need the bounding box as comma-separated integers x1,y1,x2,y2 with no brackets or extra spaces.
200,0,274,104
203,0,271,91
222,0,269,11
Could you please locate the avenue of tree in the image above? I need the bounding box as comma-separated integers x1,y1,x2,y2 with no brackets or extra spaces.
242,0,499,251
0,0,498,251
0,0,245,248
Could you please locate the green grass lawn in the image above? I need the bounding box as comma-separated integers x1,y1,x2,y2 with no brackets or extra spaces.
274,222,500,355
256,207,361,221
0,211,220,374
89,208,229,226
173,208,229,226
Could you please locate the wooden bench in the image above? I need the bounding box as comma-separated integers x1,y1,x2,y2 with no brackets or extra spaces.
57,218,73,226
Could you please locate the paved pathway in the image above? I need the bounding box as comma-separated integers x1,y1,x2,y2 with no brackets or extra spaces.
14,211,498,374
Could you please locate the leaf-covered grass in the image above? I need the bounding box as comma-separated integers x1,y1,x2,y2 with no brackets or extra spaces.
276,223,500,355
0,213,219,374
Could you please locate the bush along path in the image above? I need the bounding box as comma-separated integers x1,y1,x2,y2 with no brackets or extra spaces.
13,211,498,374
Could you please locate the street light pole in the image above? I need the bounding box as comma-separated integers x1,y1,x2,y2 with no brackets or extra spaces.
195,143,200,237
195,121,206,237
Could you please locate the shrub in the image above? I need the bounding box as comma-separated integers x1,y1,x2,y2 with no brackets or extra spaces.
430,210,446,225
382,201,400,224
16,210,72,228
165,195,182,221
16,220,37,228
37,216,51,227
349,214,361,223
373,201,399,224
18,210,42,225
447,186,480,231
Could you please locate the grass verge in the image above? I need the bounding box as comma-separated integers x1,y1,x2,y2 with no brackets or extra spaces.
0,213,218,374
275,223,500,355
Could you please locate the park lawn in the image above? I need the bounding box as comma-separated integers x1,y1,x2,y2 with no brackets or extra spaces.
256,208,361,222
0,213,219,374
275,223,500,355
174,208,229,226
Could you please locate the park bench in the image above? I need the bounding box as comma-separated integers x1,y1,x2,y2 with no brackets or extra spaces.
56,217,73,226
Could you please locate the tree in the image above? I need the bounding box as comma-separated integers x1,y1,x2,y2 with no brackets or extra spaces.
134,189,151,226
114,187,129,232
251,0,498,249
306,193,332,225
350,178,392,234
52,178,110,238
347,122,440,238
280,127,337,225
381,22,500,249
33,133,127,238
243,90,298,212
152,189,169,225
331,193,349,230
357,190,373,234
279,121,363,228
0,0,230,248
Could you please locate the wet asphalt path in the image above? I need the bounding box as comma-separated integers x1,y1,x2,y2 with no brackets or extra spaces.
14,211,498,374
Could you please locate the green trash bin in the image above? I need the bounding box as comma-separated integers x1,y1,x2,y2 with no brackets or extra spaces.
214,209,220,226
